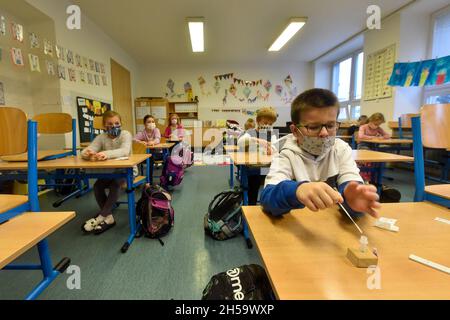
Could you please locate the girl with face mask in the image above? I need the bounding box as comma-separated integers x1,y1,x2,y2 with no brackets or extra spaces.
134,115,161,147
164,113,185,141
357,113,391,150
80,110,136,235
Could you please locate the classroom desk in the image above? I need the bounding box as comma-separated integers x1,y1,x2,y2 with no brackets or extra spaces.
0,155,151,253
242,202,450,300
358,138,413,145
0,211,76,269
0,150,74,162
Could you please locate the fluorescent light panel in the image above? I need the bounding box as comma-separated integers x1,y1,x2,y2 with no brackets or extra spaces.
188,19,204,52
269,19,306,51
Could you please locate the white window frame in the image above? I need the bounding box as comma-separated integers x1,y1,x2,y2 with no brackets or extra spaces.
332,50,364,120
423,4,450,104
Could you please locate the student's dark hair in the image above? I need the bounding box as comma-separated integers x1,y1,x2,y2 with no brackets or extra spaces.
291,88,339,124
143,114,154,124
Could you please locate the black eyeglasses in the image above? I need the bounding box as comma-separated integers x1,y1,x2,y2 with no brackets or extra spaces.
296,122,340,134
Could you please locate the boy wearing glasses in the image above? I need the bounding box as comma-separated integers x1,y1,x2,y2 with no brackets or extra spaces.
260,89,380,217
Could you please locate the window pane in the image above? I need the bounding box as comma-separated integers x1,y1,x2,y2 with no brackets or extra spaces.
433,9,450,58
338,106,348,121
337,58,352,102
426,93,450,104
350,105,361,120
355,52,364,99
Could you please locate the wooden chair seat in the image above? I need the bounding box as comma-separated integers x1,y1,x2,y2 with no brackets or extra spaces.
425,185,450,200
0,211,75,269
0,195,28,214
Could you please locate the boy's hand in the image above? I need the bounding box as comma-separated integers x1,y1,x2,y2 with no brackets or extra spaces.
343,182,381,218
85,149,96,156
296,182,343,212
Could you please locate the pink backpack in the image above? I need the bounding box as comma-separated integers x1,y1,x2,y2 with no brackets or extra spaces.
160,154,184,188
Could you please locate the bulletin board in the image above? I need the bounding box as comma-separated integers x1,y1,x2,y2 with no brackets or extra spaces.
363,44,396,101
76,96,111,143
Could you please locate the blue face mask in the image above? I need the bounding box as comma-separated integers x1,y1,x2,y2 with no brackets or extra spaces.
107,126,122,138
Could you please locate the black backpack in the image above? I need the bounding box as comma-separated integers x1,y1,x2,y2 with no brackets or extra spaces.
136,184,174,245
54,169,78,196
202,264,274,300
204,188,243,240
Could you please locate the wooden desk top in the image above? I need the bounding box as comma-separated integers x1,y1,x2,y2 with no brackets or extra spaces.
352,150,414,163
243,202,450,300
425,184,450,200
0,150,71,162
0,154,151,171
80,142,90,148
147,142,175,150
337,135,352,139
358,138,413,145
0,211,75,269
228,150,413,166
0,195,28,214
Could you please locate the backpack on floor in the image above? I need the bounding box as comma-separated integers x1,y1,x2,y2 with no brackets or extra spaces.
380,185,401,203
201,264,274,300
136,184,174,244
173,142,193,169
204,188,243,240
54,169,78,196
160,155,184,188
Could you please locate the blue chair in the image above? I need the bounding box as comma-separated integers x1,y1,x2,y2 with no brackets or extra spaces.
412,104,450,207
0,107,75,300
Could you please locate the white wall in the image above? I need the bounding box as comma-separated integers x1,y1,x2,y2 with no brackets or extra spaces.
313,62,332,89
25,0,140,146
137,62,313,127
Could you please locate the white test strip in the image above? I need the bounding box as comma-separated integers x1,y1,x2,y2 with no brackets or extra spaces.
379,217,397,225
374,220,399,232
435,217,450,225
409,254,450,275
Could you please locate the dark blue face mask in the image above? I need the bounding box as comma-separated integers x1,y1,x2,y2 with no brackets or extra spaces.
107,125,121,138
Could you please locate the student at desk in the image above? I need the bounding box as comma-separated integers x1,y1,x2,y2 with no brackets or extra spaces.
260,89,381,217
134,114,161,146
81,110,135,234
164,113,185,141
357,113,391,149
237,107,278,205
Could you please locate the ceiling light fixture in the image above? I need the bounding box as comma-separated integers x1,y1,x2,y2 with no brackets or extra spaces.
269,18,307,52
187,17,204,52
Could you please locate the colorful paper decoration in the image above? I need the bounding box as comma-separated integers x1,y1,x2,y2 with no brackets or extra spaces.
213,81,221,94
229,84,237,96
0,16,6,36
83,57,89,69
44,39,53,56
102,75,107,86
75,54,82,67
94,74,100,86
284,75,293,88
58,65,66,80
67,50,74,64
10,48,24,66
429,56,450,86
28,54,41,72
89,59,95,71
87,73,93,85
243,86,251,98
214,73,234,81
167,79,175,96
275,85,283,96
29,32,39,49
197,76,210,96
80,70,86,83
11,22,23,42
100,63,105,74
68,68,76,82
56,45,65,61
222,89,228,106
95,61,100,73
264,80,272,92
257,90,270,101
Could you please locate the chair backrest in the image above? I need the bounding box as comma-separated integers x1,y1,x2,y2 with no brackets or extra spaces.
132,141,147,154
93,116,104,130
0,107,28,156
400,113,420,128
420,104,450,150
33,113,72,134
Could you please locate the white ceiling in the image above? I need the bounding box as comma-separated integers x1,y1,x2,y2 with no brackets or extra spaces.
72,0,417,64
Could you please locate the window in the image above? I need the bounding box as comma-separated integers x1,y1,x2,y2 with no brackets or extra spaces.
332,51,364,120
424,5,450,104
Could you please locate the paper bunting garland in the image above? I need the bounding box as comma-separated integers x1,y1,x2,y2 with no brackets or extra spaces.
11,22,23,42
229,84,237,96
263,80,272,92
388,55,450,87
257,90,270,101
11,48,24,66
28,54,41,72
214,73,234,81
243,86,252,98
275,85,283,96
233,78,262,87
284,75,293,88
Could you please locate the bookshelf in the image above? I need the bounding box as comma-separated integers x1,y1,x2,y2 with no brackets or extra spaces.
134,97,169,135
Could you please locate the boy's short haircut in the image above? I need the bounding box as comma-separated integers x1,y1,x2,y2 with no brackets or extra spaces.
256,107,277,123
143,114,154,124
368,113,385,123
291,88,339,124
102,110,121,124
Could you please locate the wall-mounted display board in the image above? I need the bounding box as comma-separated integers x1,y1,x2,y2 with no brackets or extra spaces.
364,44,396,101
76,96,111,143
